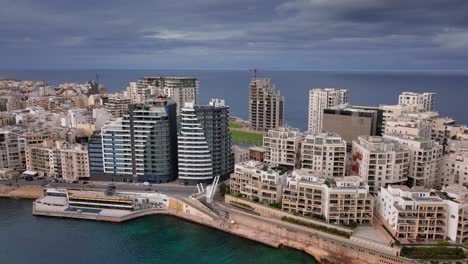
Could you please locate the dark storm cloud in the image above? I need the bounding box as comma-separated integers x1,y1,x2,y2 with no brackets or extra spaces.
0,0,467,69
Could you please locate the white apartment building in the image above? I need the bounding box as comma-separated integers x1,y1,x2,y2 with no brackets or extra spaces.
301,133,346,178
352,136,410,194
442,185,468,243
58,142,90,181
379,104,408,132
384,135,443,188
383,112,438,139
282,170,373,224
398,92,435,112
308,88,348,134
263,127,303,169
376,185,448,241
440,141,468,187
230,161,290,204
0,129,26,170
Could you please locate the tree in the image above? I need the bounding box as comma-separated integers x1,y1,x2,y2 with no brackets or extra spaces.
218,182,229,197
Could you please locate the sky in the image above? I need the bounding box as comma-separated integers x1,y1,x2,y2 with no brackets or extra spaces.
1,0,468,70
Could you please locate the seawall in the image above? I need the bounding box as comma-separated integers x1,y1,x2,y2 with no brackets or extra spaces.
0,186,43,199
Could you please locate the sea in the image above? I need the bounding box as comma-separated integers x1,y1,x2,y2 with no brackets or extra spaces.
1,69,468,130
0,199,315,264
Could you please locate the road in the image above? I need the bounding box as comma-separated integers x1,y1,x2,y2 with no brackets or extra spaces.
0,179,197,196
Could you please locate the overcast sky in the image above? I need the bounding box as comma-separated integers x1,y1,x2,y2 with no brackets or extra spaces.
1,0,468,70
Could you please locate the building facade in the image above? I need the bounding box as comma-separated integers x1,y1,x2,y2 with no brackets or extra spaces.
0,129,26,170
263,127,302,169
58,142,90,181
178,99,233,185
230,161,290,205
376,185,448,241
88,133,104,179
383,112,437,140
384,135,443,188
301,133,346,178
308,88,348,134
352,136,410,194
248,79,284,131
322,105,381,147
282,171,373,224
25,140,61,178
101,99,178,183
398,92,435,112
440,141,468,187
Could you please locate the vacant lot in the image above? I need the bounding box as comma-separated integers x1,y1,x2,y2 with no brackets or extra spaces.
231,130,263,146
228,123,243,129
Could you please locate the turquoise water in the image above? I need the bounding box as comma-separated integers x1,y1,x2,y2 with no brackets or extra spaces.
0,199,316,264
65,207,102,213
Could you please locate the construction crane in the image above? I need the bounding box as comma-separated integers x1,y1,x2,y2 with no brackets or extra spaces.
247,68,258,80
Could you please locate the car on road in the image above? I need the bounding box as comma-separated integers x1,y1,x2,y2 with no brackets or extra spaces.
142,182,152,186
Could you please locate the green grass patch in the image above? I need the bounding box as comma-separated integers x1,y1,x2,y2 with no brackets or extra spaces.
231,130,263,146
228,123,243,128
401,246,466,260
281,216,351,238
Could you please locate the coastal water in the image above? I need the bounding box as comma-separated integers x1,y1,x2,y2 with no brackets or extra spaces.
1,69,468,130
0,199,316,264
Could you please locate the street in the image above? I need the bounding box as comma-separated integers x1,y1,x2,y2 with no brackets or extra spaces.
0,178,197,197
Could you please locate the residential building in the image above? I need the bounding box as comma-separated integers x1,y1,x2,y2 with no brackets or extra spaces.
440,141,468,187
0,168,20,179
308,88,348,134
126,78,160,104
88,133,104,179
398,92,435,112
104,95,131,118
384,135,443,188
178,99,233,185
249,146,265,162
0,113,15,126
301,133,346,178
25,140,61,178
0,129,26,170
101,99,178,183
58,142,90,181
379,104,409,132
248,78,284,131
383,112,438,139
352,136,410,194
263,127,302,169
233,145,250,164
282,171,373,224
376,185,448,241
230,161,290,205
159,77,199,114
432,117,468,146
442,185,468,243
322,104,381,147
